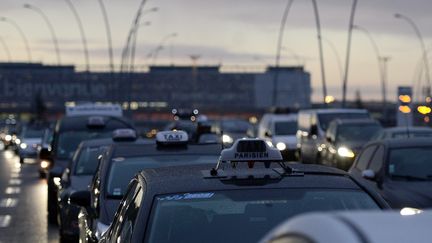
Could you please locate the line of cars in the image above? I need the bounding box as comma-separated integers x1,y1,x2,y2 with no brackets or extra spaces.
4,104,432,242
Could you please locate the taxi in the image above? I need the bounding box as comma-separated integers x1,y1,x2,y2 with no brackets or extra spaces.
99,138,389,243
69,130,222,243
56,129,147,242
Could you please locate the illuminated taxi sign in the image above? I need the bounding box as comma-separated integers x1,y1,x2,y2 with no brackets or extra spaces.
220,138,283,162
112,129,137,142
66,104,123,117
156,130,188,144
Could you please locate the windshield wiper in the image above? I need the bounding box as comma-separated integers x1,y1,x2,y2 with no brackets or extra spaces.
391,174,430,181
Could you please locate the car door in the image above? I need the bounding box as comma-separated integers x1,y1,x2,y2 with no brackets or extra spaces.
364,145,386,192
349,145,378,177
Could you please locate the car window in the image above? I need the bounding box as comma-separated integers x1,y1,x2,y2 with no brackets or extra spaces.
368,146,385,173
146,189,379,243
317,113,369,131
274,121,297,136
355,146,377,170
336,124,381,144
74,146,107,175
388,147,432,179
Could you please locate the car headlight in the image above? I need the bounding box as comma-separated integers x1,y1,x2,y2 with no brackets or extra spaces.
20,143,28,149
15,139,21,145
337,147,355,158
5,135,12,141
40,160,50,169
266,141,273,147
222,134,233,144
276,142,287,151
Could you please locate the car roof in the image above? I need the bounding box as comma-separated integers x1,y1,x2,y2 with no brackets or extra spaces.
368,137,432,148
56,115,133,132
139,163,373,196
261,210,432,243
111,142,221,157
331,119,380,125
299,109,368,114
383,126,432,132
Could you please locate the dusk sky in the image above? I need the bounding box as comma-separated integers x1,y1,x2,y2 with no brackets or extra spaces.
1,0,431,101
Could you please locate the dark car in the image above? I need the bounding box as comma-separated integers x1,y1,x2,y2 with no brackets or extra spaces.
46,106,134,225
349,138,432,209
17,125,45,163
319,119,382,170
37,128,54,178
96,138,389,243
216,119,254,146
371,126,432,140
70,130,222,243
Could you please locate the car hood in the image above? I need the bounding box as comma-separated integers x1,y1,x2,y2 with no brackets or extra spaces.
385,180,432,209
70,175,93,191
337,141,366,153
22,138,42,144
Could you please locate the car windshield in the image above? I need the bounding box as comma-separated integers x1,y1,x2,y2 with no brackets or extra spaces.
56,131,113,159
318,113,369,131
274,121,297,135
106,155,219,197
389,147,432,180
74,146,106,176
336,124,381,144
221,120,251,133
22,128,44,139
393,131,432,138
147,189,379,243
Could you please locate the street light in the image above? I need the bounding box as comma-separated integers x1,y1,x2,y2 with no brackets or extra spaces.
24,3,61,65
64,0,90,71
394,13,430,100
353,25,389,115
121,6,158,73
341,0,358,107
129,21,152,72
152,33,178,65
0,17,32,62
97,0,114,73
0,36,11,62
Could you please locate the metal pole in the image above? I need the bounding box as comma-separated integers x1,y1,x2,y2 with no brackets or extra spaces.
0,36,11,62
129,21,151,72
273,0,294,107
395,13,431,99
24,4,61,65
152,33,178,66
341,0,358,107
97,0,114,73
0,17,32,62
311,0,328,105
64,0,90,71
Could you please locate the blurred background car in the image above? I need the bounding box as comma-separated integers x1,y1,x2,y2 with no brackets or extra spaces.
17,124,45,163
349,138,432,209
371,126,432,140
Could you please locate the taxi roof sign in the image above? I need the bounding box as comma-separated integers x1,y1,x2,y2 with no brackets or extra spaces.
112,129,137,142
66,104,123,117
220,138,283,162
156,130,188,144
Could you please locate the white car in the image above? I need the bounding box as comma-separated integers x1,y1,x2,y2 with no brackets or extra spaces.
258,113,298,160
260,209,430,243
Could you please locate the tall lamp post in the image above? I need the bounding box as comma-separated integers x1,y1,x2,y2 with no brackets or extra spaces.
395,13,430,101
0,17,32,62
0,36,11,62
151,33,178,65
64,0,90,71
97,0,114,73
353,25,388,115
24,4,61,65
341,0,358,107
129,21,152,72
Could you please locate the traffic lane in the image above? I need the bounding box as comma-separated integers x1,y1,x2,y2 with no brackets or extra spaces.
0,150,59,242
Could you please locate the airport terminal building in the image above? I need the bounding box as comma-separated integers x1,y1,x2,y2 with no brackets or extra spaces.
0,63,311,115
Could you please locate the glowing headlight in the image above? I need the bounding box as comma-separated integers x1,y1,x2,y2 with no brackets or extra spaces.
266,141,273,147
222,134,233,144
20,143,28,149
5,135,12,141
276,142,287,151
400,207,423,216
337,147,355,158
40,160,50,169
15,139,21,145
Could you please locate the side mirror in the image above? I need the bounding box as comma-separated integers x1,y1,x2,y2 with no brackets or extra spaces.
310,124,318,136
69,190,91,207
264,130,272,138
39,147,51,160
362,169,376,180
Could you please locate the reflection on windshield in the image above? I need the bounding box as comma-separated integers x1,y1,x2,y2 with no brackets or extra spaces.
389,147,432,180
107,155,218,197
56,131,112,159
147,189,379,243
274,121,297,135
318,113,369,131
74,146,106,176
336,125,381,144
